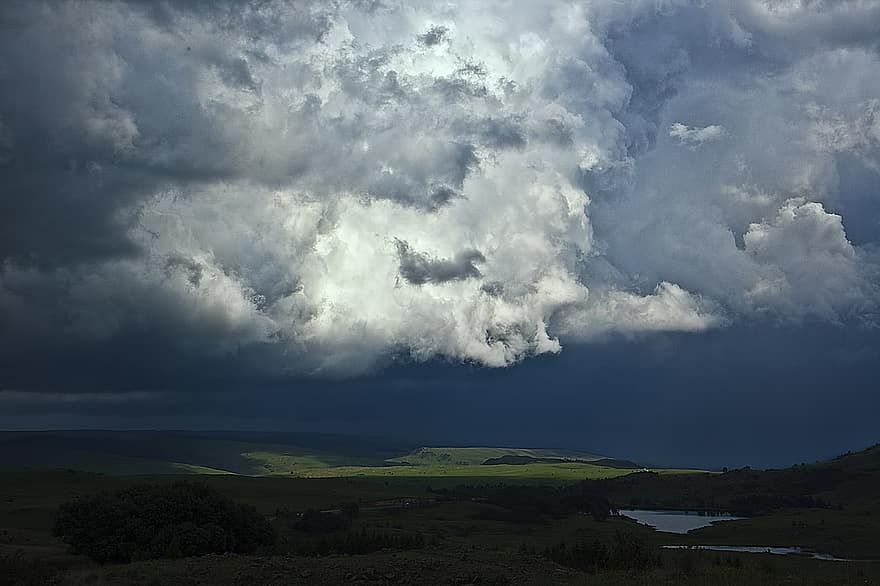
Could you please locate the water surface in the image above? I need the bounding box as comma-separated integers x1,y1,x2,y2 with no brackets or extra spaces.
662,545,851,561
619,509,742,534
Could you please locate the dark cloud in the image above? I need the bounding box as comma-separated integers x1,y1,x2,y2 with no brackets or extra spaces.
163,254,204,286
456,117,527,150
417,24,450,47
395,240,484,285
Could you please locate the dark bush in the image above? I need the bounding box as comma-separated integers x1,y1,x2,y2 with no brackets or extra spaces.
443,482,612,522
0,552,59,585
53,481,276,563
283,528,425,556
294,509,352,533
340,502,360,519
543,532,661,573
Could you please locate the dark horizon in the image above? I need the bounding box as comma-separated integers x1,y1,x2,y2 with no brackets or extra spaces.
2,428,877,473
4,322,878,470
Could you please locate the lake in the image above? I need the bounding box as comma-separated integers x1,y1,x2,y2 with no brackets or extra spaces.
620,511,857,561
619,509,742,533
662,545,852,561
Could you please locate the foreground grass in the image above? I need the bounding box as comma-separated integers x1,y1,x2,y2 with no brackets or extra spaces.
6,546,879,586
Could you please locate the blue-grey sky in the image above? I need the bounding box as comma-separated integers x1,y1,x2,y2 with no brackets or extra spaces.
2,323,878,468
1,1,879,468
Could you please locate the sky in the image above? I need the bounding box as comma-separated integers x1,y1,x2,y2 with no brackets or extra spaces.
1,0,879,468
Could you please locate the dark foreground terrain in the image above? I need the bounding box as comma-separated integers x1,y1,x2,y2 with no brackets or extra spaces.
1,441,879,585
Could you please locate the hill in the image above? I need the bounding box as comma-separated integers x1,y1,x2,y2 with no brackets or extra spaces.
819,443,880,474
0,430,408,476
387,446,605,466
600,442,880,514
482,455,641,468
0,431,668,480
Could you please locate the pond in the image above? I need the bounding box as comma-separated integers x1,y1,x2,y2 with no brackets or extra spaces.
618,511,857,561
661,545,852,561
619,509,742,534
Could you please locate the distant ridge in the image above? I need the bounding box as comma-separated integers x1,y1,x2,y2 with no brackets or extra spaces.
482,455,641,469
0,430,412,476
0,431,627,478
387,446,605,467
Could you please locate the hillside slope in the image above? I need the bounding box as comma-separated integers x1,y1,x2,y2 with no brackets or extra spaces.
387,446,605,466
0,431,410,475
603,442,880,514
0,431,638,478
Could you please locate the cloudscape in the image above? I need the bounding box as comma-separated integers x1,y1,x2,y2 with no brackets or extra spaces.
2,0,879,466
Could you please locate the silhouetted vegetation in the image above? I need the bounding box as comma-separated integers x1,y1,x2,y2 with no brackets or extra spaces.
728,493,833,515
433,458,854,523
432,482,615,521
292,509,353,533
482,455,569,465
596,465,847,515
540,532,661,573
282,527,426,556
0,552,60,585
274,501,426,556
480,455,639,468
53,481,276,563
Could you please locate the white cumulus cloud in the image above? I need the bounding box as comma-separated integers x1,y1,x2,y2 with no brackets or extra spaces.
1,0,878,381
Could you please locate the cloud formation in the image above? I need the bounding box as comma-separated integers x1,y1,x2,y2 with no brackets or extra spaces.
669,123,727,148
1,0,878,385
395,240,485,286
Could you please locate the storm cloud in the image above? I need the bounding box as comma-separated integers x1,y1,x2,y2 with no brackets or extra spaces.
395,240,485,286
1,0,879,387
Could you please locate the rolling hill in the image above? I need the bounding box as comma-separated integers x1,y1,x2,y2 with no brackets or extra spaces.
0,430,407,475
0,431,669,480
386,446,606,466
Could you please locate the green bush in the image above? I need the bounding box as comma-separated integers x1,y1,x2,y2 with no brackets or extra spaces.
53,481,276,563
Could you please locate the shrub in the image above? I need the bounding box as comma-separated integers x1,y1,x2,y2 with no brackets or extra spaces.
294,509,352,533
543,532,661,573
53,481,275,563
0,552,59,585
283,528,425,556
